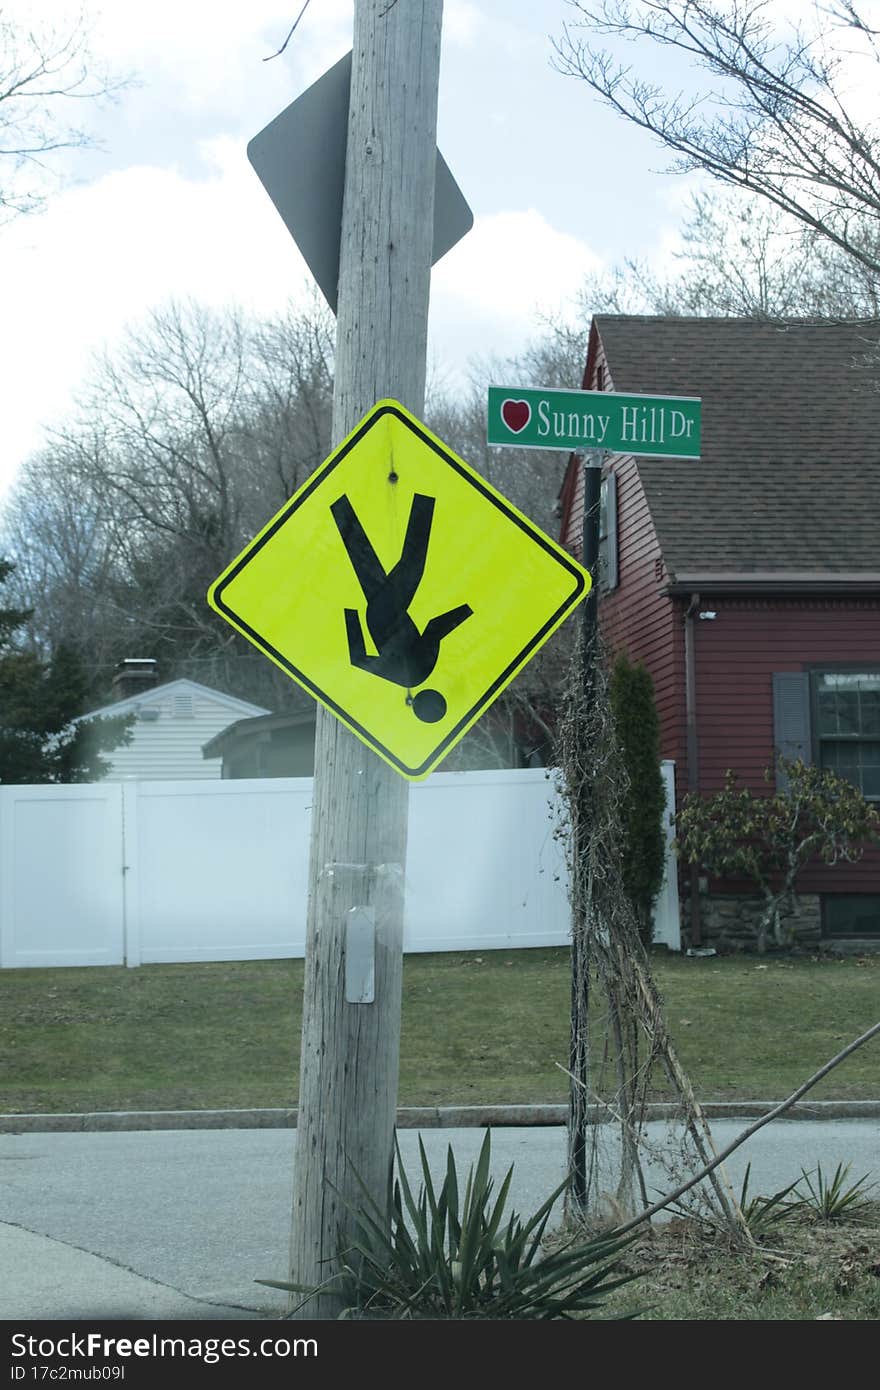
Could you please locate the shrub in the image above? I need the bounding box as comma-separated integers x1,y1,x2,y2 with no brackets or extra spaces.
609,652,667,947
675,759,880,953
796,1163,878,1224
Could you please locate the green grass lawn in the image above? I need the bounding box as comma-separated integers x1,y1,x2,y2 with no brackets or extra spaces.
0,949,878,1114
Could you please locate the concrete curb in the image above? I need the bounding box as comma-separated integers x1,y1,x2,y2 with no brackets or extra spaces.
2,1100,879,1133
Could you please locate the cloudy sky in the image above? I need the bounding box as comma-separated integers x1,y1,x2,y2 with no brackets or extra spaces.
0,0,856,497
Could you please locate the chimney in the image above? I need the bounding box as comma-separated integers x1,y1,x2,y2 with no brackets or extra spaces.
112,658,159,703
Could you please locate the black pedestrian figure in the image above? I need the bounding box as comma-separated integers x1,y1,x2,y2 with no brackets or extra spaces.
330,492,472,723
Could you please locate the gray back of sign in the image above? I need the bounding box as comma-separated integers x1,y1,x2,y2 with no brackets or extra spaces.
248,51,473,313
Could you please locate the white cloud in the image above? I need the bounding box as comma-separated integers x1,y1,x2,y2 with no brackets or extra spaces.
428,209,602,382
3,0,354,134
643,172,712,279
433,209,600,316
443,1,484,47
0,137,314,496
96,0,352,103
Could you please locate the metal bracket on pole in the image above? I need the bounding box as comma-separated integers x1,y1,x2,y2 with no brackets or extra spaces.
345,906,376,1004
322,862,369,879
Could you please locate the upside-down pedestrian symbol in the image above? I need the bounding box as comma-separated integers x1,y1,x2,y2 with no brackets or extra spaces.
330,492,472,723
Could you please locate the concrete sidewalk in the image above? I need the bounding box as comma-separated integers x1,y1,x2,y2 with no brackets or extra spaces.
1,1223,254,1321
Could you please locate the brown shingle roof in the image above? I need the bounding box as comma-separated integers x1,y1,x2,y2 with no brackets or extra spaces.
594,315,880,579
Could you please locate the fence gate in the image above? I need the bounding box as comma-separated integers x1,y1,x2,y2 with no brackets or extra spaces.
0,784,125,968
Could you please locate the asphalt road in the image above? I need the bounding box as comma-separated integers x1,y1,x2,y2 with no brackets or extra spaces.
1,1120,878,1320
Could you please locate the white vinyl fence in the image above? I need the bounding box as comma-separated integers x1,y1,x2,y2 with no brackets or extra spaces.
0,766,679,969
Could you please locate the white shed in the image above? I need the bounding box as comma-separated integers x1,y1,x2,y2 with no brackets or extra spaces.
76,678,270,781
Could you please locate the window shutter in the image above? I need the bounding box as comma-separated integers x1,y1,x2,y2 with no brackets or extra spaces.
599,472,618,591
772,672,812,789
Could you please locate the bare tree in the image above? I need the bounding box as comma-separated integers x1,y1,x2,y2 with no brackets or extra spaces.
80,299,253,546
660,190,880,316
553,1,880,278
0,434,129,694
575,189,880,319
249,294,335,503
0,298,336,709
0,5,128,219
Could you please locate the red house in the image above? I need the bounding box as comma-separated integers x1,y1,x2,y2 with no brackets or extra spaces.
558,316,880,949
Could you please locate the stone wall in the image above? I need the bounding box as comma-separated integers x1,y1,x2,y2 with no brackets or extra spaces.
681,891,822,952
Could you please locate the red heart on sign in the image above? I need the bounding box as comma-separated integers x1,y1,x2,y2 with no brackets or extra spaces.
501,398,531,433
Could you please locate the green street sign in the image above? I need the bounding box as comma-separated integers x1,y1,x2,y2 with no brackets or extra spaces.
487,385,701,458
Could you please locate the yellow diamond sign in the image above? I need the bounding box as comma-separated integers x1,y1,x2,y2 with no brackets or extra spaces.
208,400,590,780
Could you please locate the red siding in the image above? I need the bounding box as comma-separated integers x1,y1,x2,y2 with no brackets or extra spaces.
694,596,880,892
599,454,682,771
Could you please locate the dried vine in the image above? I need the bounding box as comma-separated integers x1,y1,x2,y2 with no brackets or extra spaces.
553,631,749,1239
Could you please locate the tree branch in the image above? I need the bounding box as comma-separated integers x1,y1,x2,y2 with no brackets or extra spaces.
611,1019,880,1239
264,1,314,61
553,0,880,276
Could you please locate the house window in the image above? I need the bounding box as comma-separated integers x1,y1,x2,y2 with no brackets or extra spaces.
813,672,880,800
823,894,880,937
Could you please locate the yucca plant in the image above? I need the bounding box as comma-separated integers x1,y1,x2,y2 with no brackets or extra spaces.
264,1129,642,1319
662,1163,803,1237
795,1162,877,1224
736,1163,804,1235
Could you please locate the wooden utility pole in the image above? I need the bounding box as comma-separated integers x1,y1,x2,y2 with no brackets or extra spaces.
288,0,443,1319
